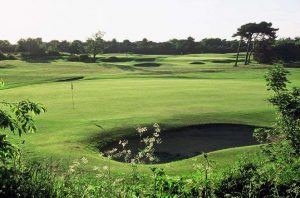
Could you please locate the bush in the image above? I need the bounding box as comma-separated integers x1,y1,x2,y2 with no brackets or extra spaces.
253,40,275,64
0,164,63,198
20,52,46,59
47,50,61,56
0,52,6,60
215,156,300,197
0,52,17,60
67,55,80,62
274,41,300,62
79,54,93,62
67,54,94,62
6,54,17,60
254,39,300,64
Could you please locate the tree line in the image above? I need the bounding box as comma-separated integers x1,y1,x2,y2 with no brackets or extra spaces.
0,36,246,57
1,21,300,64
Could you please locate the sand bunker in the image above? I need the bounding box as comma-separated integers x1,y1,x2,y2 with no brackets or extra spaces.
102,123,259,163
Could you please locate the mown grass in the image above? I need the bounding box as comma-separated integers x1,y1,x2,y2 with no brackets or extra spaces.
1,53,300,175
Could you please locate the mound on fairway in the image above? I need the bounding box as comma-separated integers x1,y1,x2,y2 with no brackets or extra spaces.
190,61,205,65
100,56,134,62
0,64,15,69
134,62,161,67
209,59,236,63
102,123,259,163
56,76,84,82
135,58,156,62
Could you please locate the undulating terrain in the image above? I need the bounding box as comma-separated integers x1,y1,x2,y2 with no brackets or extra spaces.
1,53,300,175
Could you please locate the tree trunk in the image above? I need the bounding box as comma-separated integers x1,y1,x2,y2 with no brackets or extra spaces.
234,37,242,67
93,52,96,61
93,46,97,62
247,34,259,64
247,41,255,64
244,35,252,65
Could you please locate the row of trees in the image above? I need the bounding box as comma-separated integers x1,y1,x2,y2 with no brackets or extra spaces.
253,37,300,64
1,21,299,64
0,36,246,57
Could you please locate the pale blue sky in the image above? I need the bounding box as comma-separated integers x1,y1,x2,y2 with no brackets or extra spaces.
1,0,300,43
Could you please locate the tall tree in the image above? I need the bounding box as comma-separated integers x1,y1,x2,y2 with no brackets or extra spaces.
47,40,60,52
233,23,256,66
233,22,278,66
86,30,105,61
16,38,46,56
247,22,278,64
0,40,15,53
234,37,243,67
122,39,132,55
58,40,71,53
184,37,196,54
69,40,85,55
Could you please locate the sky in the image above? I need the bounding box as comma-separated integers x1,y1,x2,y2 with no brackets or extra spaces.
1,0,300,43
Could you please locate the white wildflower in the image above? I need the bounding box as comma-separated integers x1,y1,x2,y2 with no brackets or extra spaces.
103,165,109,171
96,174,102,178
149,156,155,162
81,157,88,164
93,166,99,171
137,126,147,136
99,152,104,157
153,123,159,128
186,179,193,185
119,140,128,148
68,167,75,173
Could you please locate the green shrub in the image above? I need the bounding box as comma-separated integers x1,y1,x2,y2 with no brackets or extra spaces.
0,52,6,60
47,50,61,56
6,54,17,60
79,54,93,62
67,55,80,62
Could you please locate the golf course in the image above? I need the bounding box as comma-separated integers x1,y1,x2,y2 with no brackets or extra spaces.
1,53,300,176
1,0,300,196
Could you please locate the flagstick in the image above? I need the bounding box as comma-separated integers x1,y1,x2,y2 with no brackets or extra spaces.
71,81,75,109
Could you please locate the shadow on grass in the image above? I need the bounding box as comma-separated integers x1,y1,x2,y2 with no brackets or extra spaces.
135,58,156,62
21,56,62,63
207,59,244,64
134,63,161,67
210,59,236,63
190,61,205,65
56,76,84,82
200,69,224,73
230,55,246,59
100,56,134,62
0,64,15,69
114,64,136,71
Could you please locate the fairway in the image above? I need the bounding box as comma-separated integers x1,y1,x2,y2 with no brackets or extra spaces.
1,53,300,175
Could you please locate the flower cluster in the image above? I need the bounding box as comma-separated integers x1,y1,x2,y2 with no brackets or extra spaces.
68,157,89,174
103,123,163,164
